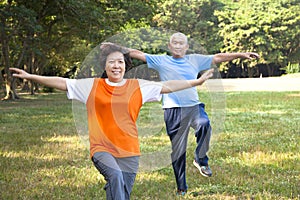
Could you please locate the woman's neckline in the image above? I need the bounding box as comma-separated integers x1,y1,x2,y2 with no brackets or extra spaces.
105,78,127,86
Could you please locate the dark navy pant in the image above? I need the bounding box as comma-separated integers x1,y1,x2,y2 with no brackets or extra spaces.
164,103,211,191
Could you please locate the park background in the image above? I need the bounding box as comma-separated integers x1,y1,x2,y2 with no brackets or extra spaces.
1,0,299,199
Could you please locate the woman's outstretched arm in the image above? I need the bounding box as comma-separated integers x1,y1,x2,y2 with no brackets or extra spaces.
161,68,214,94
9,68,68,91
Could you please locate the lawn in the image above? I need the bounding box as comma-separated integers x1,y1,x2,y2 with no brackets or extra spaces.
0,91,299,200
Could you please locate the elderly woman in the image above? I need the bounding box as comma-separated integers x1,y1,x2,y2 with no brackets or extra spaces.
9,45,213,200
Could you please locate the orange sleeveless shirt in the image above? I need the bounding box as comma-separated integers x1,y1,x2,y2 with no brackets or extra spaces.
86,79,143,158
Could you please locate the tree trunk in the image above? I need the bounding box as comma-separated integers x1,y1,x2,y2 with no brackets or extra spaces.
0,2,14,100
1,33,14,100
0,70,5,97
29,50,36,95
266,64,274,77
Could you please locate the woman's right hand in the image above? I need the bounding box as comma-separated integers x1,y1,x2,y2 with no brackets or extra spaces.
199,68,214,82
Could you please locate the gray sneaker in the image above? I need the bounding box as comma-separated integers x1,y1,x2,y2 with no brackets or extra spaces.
193,160,212,177
176,189,187,196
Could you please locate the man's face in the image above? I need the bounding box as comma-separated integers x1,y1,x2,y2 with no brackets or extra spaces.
105,51,125,82
168,35,189,58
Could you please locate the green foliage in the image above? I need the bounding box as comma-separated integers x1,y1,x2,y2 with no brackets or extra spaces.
1,0,300,93
153,0,225,52
0,0,104,80
215,0,300,73
0,0,161,98
1,91,299,199
281,62,300,74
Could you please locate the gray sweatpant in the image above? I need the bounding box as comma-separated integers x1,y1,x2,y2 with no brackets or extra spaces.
92,152,139,200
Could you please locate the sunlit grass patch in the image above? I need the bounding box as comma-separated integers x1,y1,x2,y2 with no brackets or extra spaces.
139,131,170,152
1,91,299,199
239,151,299,169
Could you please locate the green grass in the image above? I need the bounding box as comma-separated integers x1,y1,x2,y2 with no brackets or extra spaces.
0,91,299,199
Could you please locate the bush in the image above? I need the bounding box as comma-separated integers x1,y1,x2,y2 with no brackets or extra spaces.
281,62,300,74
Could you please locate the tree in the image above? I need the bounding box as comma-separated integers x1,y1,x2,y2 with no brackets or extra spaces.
0,0,161,99
0,0,104,99
215,0,300,77
152,0,224,53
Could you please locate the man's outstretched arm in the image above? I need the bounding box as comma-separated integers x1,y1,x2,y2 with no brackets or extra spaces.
212,52,260,64
128,48,146,62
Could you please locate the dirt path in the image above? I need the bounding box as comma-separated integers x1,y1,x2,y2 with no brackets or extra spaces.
200,77,300,92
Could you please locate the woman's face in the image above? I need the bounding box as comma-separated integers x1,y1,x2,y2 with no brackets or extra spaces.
105,51,126,82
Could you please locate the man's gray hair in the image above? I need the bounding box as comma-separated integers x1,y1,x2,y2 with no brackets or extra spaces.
169,32,188,44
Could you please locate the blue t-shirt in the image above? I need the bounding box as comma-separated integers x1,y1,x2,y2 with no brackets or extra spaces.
145,54,213,108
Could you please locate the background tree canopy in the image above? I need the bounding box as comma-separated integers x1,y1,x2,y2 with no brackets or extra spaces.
1,0,300,99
